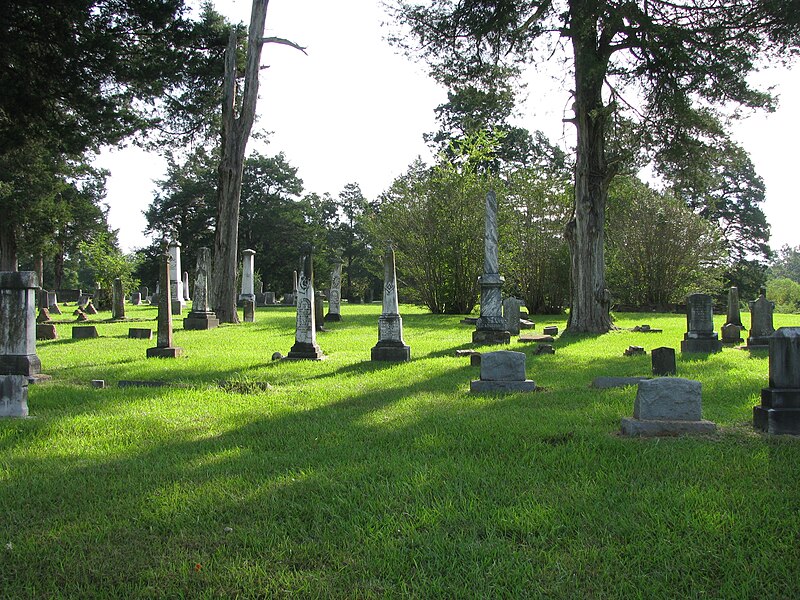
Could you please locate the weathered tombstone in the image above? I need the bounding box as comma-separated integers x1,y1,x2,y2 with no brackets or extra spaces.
93,288,111,311
542,326,558,336
652,347,677,376
325,260,343,322
243,299,255,323
36,324,57,340
238,249,256,305
168,241,186,315
128,328,152,339
0,271,41,377
130,292,142,306
111,277,125,320
182,271,191,301
286,252,324,360
473,191,510,345
264,291,276,305
721,286,745,343
36,307,51,323
150,283,159,306
470,350,535,393
48,301,62,316
747,288,775,349
139,285,149,299
502,297,522,336
72,326,99,339
283,293,295,306
371,246,411,362
753,327,800,434
77,293,90,308
314,291,326,331
0,375,28,418
183,248,219,330
84,301,97,315
680,293,722,353
621,378,716,436
46,291,61,315
624,346,646,356
75,311,88,322
147,253,183,358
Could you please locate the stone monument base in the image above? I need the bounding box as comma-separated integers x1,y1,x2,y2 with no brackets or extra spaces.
0,354,42,376
324,312,342,322
746,336,771,350
0,374,29,417
753,387,800,434
286,342,325,360
36,324,58,340
371,343,410,362
680,336,722,353
470,379,536,393
183,314,220,330
620,417,716,437
472,329,511,345
146,346,183,358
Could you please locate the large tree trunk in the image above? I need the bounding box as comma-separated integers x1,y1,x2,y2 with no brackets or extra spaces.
565,1,614,333
211,1,270,323
0,220,18,271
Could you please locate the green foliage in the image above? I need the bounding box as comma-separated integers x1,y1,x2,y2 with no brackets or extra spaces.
767,277,800,314
77,232,139,293
606,176,726,307
769,245,800,283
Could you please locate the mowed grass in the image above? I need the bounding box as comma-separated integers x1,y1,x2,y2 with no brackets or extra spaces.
2,302,800,598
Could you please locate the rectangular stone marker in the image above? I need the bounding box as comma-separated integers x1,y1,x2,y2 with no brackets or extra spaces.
542,326,558,336
470,350,535,393
651,347,677,376
183,247,219,331
621,378,716,436
72,326,99,339
502,297,522,336
36,324,57,340
747,289,775,348
128,328,153,339
112,277,125,320
243,299,255,323
264,291,276,305
754,327,800,434
0,271,42,377
681,293,722,353
130,292,142,306
0,375,28,417
148,252,183,358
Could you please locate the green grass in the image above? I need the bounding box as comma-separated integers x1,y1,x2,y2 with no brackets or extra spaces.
2,303,800,598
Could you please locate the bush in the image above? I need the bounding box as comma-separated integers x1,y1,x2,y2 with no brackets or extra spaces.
766,277,800,313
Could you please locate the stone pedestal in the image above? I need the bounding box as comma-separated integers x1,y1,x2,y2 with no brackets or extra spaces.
473,191,510,345
148,253,183,358
111,277,125,320
721,323,744,344
753,328,800,434
287,252,324,360
470,350,535,393
0,271,41,377
325,260,343,322
371,246,410,362
621,378,716,436
168,241,186,315
183,248,219,331
238,249,256,305
680,293,721,353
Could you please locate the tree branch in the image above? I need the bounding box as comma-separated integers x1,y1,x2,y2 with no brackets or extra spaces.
262,37,308,55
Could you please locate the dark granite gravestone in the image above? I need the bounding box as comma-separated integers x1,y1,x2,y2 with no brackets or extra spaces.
0,375,28,417
542,326,559,336
680,293,722,353
72,326,99,339
183,247,219,331
130,292,142,306
147,253,183,358
128,328,153,339
651,347,677,376
753,327,800,434
747,288,775,349
371,246,411,362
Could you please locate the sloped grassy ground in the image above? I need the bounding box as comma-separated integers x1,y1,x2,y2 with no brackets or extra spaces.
1,303,799,598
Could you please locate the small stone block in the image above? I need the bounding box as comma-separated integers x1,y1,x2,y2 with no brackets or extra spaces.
624,346,646,356
533,344,555,355
146,347,183,358
753,406,800,435
470,379,536,393
91,380,105,389
472,329,511,345
721,323,744,344
49,304,62,315
128,328,153,339
36,324,57,340
620,417,716,437
681,337,722,353
72,326,99,339
520,319,536,329
480,350,526,381
455,349,480,358
518,334,555,343
84,303,97,315
634,378,702,421
591,376,651,389
0,374,29,417
542,326,558,336
470,353,482,366
371,345,411,362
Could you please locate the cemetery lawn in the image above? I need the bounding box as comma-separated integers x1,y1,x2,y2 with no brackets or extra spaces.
3,303,800,598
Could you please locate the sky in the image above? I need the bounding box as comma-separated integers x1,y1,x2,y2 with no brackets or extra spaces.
96,0,800,255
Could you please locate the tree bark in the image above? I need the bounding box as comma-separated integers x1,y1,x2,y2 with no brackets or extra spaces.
211,0,270,324
0,220,18,271
54,240,65,289
565,0,615,333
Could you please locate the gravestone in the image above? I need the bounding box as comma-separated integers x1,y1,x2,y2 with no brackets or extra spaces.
243,299,255,323
680,293,722,353
753,327,800,434
624,346,646,356
621,378,716,436
283,293,295,306
84,302,97,315
264,291,276,305
128,328,152,339
93,288,111,311
75,311,88,322
37,307,51,323
0,271,41,377
111,277,125,320
182,271,191,302
36,324,57,340
371,246,411,362
239,249,256,305
652,347,677,376
77,293,91,308
72,326,99,339
721,286,745,343
502,297,523,336
48,301,62,316
147,253,183,358
287,251,324,360
542,326,558,336
747,288,775,349
314,291,326,331
139,285,149,299
325,259,343,322
473,191,511,345
470,350,535,393
130,292,142,306
168,241,186,315
46,291,61,315
183,247,219,330
56,289,82,303
0,375,28,418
